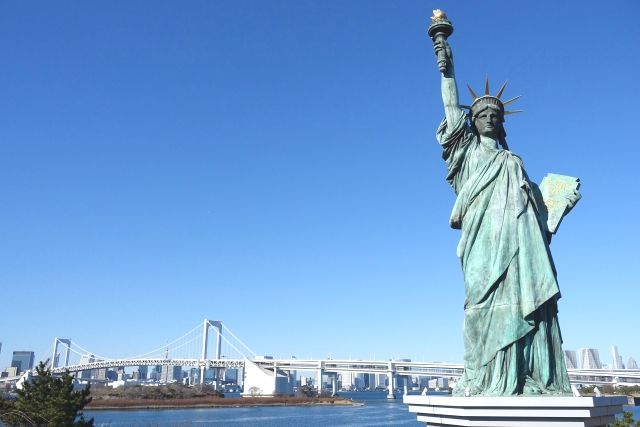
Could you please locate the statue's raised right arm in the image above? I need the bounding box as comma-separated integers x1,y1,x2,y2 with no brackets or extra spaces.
433,38,465,127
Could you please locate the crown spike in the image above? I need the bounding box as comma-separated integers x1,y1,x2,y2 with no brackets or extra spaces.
504,109,524,115
466,84,478,100
496,80,508,99
503,95,521,106
484,77,490,95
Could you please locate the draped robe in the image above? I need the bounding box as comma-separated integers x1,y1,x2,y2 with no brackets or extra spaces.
438,112,571,396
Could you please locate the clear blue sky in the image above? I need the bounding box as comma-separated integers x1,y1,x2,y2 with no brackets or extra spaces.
1,1,639,369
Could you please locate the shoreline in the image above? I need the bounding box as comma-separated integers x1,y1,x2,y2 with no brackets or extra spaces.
86,396,358,411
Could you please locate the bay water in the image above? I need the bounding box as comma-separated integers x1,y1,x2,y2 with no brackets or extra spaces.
86,391,640,427
87,391,419,426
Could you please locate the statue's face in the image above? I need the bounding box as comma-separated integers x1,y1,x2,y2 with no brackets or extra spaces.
473,107,503,139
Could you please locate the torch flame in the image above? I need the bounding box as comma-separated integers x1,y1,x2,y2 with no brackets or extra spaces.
431,9,448,21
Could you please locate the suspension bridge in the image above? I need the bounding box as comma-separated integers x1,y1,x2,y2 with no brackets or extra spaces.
2,319,639,398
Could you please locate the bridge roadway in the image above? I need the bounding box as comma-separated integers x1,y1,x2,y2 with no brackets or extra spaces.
47,358,640,386
2,359,639,386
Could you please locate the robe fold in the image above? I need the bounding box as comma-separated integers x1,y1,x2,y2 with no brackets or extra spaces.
438,113,571,396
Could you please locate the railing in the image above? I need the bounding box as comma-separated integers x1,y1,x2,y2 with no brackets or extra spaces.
3,358,639,386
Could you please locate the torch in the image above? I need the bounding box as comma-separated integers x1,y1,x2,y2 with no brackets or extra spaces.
428,10,454,74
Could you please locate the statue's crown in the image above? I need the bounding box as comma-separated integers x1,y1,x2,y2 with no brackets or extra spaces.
464,79,522,118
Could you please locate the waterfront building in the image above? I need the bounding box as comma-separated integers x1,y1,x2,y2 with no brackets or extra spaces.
339,371,365,390
364,373,381,390
4,367,19,377
355,373,365,389
339,372,349,390
427,378,450,389
224,368,239,384
362,373,369,389
409,375,422,389
578,348,602,369
186,367,199,385
241,360,293,396
96,368,107,381
115,367,126,381
612,346,625,369
78,354,96,379
11,351,35,374
149,365,162,381
299,376,312,387
160,365,182,383
564,350,578,369
416,376,429,388
137,365,148,380
236,366,244,387
395,375,413,389
319,373,331,391
628,357,638,369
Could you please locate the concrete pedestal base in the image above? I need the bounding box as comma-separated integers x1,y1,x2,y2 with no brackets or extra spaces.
403,395,627,427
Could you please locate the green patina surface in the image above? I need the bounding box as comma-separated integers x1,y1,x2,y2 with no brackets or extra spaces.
429,10,581,396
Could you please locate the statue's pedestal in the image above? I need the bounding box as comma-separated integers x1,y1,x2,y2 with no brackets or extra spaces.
403,394,627,426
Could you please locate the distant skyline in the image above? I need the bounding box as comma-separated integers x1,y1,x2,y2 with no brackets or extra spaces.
1,1,639,369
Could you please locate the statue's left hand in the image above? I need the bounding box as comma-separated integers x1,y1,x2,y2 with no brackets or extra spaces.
566,189,581,211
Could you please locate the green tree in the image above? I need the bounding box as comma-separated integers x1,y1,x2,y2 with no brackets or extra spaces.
298,384,317,398
612,411,640,427
1,362,93,426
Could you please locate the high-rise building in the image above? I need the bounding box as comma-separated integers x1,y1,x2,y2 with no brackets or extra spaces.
340,371,356,390
355,373,365,389
612,346,625,369
149,365,162,381
4,367,19,377
224,368,238,383
138,365,148,380
11,351,35,373
564,350,578,369
339,372,366,390
160,365,182,383
78,354,95,379
95,368,108,381
578,348,602,369
116,367,126,381
369,373,383,389
186,368,200,385
628,357,638,370
363,373,374,390
376,373,387,389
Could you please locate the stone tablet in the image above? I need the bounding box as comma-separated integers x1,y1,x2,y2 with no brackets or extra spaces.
539,173,581,234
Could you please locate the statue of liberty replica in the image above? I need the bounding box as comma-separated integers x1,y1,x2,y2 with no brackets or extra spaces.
428,10,581,396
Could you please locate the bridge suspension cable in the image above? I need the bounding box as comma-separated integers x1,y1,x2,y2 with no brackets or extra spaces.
220,324,256,358
125,322,202,359
216,328,251,359
65,340,113,362
48,318,259,370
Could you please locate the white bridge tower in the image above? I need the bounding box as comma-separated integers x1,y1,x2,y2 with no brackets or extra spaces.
200,319,222,386
51,338,71,368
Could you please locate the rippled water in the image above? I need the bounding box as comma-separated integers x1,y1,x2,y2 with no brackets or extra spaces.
85,392,640,427
86,392,420,427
